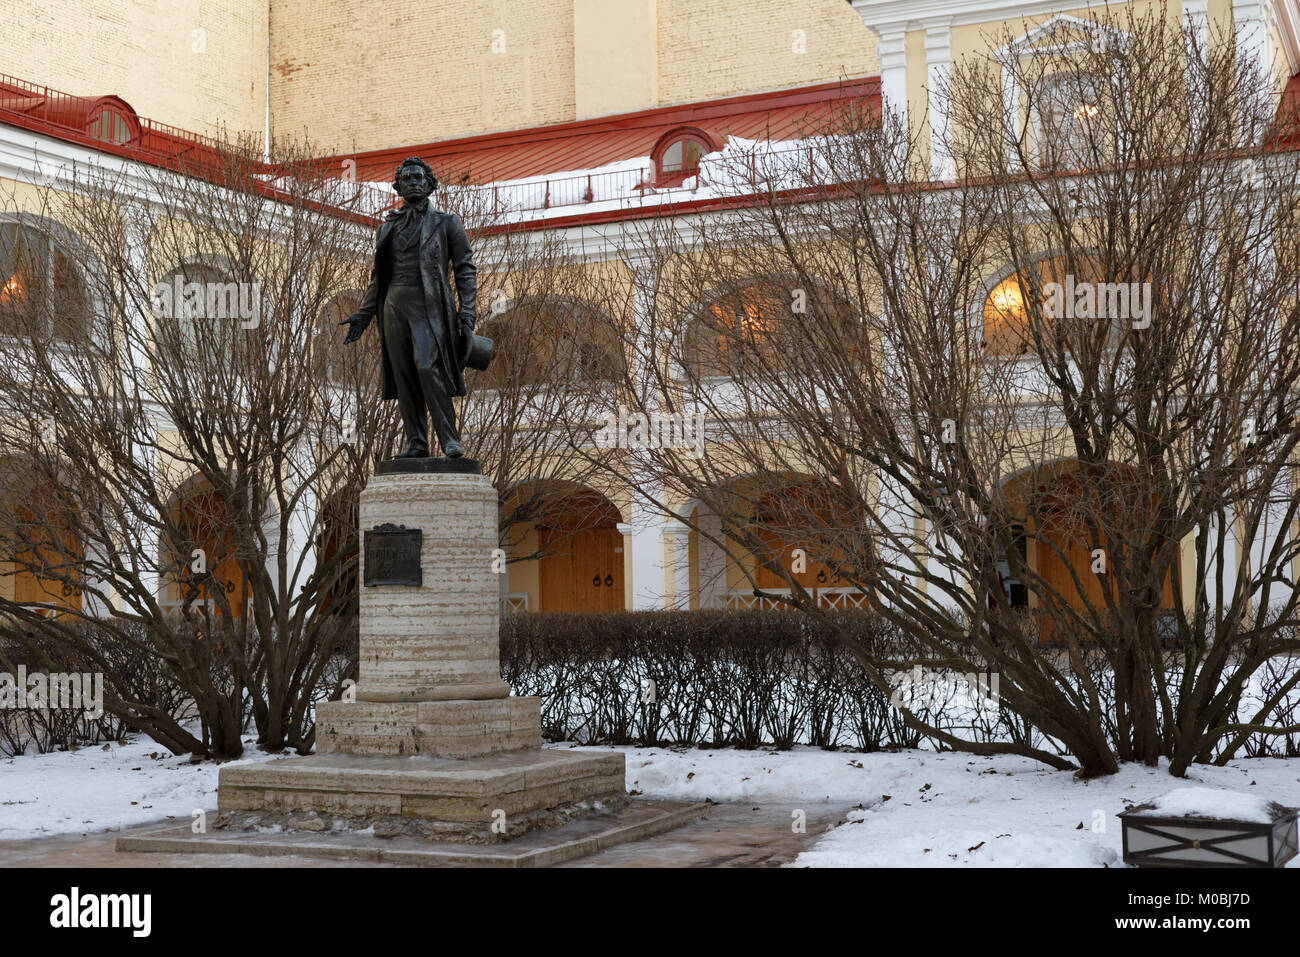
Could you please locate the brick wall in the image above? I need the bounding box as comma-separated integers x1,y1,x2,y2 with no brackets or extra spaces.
267,0,577,154
656,0,877,107
0,0,267,138
0,0,880,155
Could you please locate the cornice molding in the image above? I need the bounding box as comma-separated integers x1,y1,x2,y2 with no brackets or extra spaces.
853,0,1121,30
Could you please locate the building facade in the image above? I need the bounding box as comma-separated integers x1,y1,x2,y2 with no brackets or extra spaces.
2,0,1299,620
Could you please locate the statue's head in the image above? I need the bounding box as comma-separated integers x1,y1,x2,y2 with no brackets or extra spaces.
393,157,437,203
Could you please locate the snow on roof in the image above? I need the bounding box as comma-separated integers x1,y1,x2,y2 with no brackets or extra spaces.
337,77,881,186
340,135,852,225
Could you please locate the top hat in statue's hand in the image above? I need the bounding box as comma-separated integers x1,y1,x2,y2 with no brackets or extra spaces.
460,325,494,372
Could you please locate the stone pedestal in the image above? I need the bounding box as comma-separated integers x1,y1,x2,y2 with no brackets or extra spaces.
347,463,510,704
216,461,627,843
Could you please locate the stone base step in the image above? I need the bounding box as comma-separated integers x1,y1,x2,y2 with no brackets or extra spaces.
216,748,626,842
117,800,710,867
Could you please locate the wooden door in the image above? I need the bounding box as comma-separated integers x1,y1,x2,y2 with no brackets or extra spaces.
753,525,843,590
750,484,862,605
539,526,624,611
176,488,245,618
1036,503,1177,640
13,503,80,614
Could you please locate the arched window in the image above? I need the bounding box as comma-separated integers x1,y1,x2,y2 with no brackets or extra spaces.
470,298,621,392
686,283,859,379
89,105,133,146
653,129,714,185
151,262,236,355
0,221,88,341
982,254,1148,356
318,289,366,385
983,274,1036,356
686,285,786,379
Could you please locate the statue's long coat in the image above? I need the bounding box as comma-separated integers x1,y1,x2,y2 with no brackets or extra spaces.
353,206,477,399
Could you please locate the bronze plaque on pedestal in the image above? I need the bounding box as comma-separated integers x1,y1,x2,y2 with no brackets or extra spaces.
363,523,422,587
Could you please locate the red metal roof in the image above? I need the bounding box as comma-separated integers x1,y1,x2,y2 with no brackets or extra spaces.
0,72,227,176
341,77,880,185
0,73,380,224
1274,71,1300,145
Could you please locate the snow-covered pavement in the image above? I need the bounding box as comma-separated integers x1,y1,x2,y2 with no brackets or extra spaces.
0,736,284,840
3,737,1298,867
566,744,1300,867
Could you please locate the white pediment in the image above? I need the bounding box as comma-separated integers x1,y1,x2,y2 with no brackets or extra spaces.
998,14,1128,59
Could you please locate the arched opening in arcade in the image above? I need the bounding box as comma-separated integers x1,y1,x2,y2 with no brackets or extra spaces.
502,481,625,612
687,474,870,611
162,476,248,620
996,460,1183,641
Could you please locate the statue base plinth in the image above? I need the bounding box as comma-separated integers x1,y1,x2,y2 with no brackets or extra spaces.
315,695,541,759
214,750,628,844
213,468,629,848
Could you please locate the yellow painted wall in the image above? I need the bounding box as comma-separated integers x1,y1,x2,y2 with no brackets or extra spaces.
0,0,267,139
654,0,877,107
574,0,658,118
506,524,541,610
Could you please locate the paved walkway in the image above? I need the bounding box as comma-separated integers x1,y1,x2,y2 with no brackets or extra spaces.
0,802,847,868
565,802,846,867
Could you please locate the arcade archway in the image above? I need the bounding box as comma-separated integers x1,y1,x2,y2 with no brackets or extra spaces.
163,476,247,619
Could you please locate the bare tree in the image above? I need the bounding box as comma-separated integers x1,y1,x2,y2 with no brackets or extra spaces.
572,9,1300,777
445,191,630,569
0,141,635,757
0,138,384,757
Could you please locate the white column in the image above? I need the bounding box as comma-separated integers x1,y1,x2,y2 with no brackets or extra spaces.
1233,0,1274,143
627,500,666,609
616,521,634,609
924,18,954,181
624,255,669,610
695,506,725,609
122,214,161,612
875,22,910,165
662,521,692,609
285,445,318,601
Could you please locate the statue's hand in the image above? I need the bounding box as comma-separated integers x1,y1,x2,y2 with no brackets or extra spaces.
340,313,371,345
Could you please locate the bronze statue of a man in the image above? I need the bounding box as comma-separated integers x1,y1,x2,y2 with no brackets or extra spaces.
341,157,477,458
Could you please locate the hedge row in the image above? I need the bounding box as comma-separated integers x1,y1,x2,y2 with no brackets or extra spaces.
499,610,1019,751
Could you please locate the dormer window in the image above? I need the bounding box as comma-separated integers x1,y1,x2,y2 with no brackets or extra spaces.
89,105,133,145
653,129,714,186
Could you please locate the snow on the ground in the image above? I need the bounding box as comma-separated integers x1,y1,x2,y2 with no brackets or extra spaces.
0,736,286,839
4,735,1298,867
560,743,1300,867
